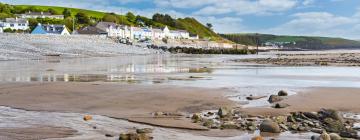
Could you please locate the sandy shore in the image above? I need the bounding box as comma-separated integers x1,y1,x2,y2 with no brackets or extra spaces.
237,50,360,66
0,82,232,130
240,87,360,116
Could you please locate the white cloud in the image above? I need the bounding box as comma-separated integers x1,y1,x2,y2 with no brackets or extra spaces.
264,12,360,39
302,0,315,6
196,16,246,33
193,0,298,16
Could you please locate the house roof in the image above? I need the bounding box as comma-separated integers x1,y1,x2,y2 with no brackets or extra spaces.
5,18,28,24
95,22,121,31
77,26,107,35
24,11,52,16
31,24,67,34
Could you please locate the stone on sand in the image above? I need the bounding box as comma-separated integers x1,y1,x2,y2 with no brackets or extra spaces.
259,119,280,133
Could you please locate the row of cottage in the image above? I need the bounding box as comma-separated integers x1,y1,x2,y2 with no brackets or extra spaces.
0,11,198,40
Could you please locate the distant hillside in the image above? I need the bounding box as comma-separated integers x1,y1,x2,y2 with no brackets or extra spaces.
220,33,360,50
0,3,224,41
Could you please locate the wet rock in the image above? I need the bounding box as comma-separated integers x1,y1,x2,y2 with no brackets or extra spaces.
289,123,299,131
320,131,331,140
221,121,238,129
311,128,323,134
259,119,281,133
83,115,92,121
319,109,343,122
268,95,283,103
218,107,233,118
246,95,267,100
277,90,288,96
339,130,358,139
303,112,319,120
323,118,345,133
251,136,264,140
105,134,114,137
136,128,153,134
329,133,341,140
274,103,290,109
203,119,215,128
287,115,296,123
191,113,202,123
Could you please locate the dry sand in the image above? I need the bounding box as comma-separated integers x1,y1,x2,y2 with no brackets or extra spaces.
0,126,77,140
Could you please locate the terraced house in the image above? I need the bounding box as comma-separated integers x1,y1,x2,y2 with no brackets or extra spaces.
16,11,64,19
0,18,29,31
78,22,195,40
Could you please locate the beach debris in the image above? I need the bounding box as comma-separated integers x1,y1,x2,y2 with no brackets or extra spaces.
277,90,288,96
259,119,281,133
268,95,283,103
83,115,92,121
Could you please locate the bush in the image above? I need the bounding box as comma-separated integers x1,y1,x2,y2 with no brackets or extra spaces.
3,28,15,33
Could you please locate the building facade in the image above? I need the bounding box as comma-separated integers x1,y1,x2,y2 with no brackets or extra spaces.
0,18,29,31
16,11,64,19
31,23,70,35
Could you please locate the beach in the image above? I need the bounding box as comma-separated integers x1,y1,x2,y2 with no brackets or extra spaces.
0,42,359,140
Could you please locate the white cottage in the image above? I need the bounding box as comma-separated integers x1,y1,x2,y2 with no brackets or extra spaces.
0,18,29,31
16,11,64,19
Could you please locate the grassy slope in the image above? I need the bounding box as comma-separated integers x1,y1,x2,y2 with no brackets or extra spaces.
221,33,360,49
14,5,226,42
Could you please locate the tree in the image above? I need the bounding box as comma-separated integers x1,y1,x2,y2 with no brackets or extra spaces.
63,8,71,18
47,8,59,15
126,12,136,23
152,13,175,27
206,23,213,30
64,17,74,31
75,11,90,24
102,14,118,23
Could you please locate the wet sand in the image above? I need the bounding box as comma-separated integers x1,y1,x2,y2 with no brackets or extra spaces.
240,87,360,116
0,126,77,140
0,82,232,130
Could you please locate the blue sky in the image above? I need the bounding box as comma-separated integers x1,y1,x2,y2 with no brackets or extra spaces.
1,0,360,39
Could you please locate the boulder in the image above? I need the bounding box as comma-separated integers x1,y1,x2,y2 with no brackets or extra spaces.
319,109,343,122
320,131,331,140
191,113,202,123
278,90,288,96
218,107,233,118
259,119,281,133
274,103,290,108
268,95,283,103
221,121,238,129
323,118,345,133
203,119,215,128
83,115,92,121
340,130,358,139
329,133,341,140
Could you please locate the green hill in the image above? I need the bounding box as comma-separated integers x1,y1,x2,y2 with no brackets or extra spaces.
0,3,224,41
220,33,360,50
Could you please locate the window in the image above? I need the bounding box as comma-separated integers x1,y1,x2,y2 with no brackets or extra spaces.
10,24,14,27
18,24,21,26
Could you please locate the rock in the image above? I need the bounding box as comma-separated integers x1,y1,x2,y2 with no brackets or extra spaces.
311,128,323,134
289,123,299,131
274,103,289,108
274,116,287,124
287,115,296,123
329,133,341,140
320,131,331,140
203,119,215,128
268,95,283,103
259,119,281,133
119,132,152,140
191,113,202,123
251,136,264,140
105,134,114,137
221,121,238,129
339,130,358,139
83,115,92,121
218,107,233,118
279,124,288,131
136,128,153,134
246,95,267,100
303,112,319,120
278,90,288,96
319,109,343,122
323,118,345,133
154,112,164,116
